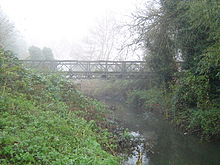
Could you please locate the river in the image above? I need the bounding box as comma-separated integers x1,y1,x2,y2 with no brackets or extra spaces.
103,100,220,165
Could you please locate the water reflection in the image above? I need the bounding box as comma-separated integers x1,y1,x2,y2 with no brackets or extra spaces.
122,132,149,165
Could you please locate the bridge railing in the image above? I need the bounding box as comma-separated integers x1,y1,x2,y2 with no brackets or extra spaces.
20,60,147,72
19,60,151,79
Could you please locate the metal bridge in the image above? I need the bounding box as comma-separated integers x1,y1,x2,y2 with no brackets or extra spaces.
20,60,151,79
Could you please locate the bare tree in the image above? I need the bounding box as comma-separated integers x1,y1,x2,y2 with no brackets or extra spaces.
117,1,161,61
84,14,119,61
68,13,123,61
68,12,146,61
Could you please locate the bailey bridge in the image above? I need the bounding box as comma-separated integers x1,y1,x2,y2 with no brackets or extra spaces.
20,60,151,79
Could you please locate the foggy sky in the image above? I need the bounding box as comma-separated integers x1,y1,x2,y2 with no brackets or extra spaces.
0,0,146,60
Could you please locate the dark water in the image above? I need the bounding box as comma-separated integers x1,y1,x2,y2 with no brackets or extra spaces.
106,101,220,165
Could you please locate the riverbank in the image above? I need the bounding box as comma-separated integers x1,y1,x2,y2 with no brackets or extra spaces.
0,50,121,164
79,79,220,141
79,78,220,164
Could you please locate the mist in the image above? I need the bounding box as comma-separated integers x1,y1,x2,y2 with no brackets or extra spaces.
0,0,146,60
1,0,220,164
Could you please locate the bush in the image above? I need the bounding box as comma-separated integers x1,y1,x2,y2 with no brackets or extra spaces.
170,44,220,140
189,109,220,139
173,72,211,111
127,88,163,111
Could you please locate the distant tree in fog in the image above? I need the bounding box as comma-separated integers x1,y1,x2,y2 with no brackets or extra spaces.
69,14,122,61
68,13,143,61
0,8,27,58
86,15,118,60
42,47,54,60
28,46,55,60
0,9,14,48
28,46,43,60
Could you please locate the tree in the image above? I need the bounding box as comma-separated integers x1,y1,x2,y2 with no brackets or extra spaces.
0,9,14,48
42,47,54,60
82,14,118,60
27,46,56,71
131,0,220,85
28,46,55,60
131,0,220,139
28,46,43,60
0,8,27,58
131,0,179,87
69,13,127,61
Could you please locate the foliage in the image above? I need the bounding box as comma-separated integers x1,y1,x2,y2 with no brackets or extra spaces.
132,0,220,83
171,42,220,139
132,0,180,86
131,0,220,140
0,49,120,164
189,109,220,139
173,72,211,111
197,44,220,106
127,88,163,112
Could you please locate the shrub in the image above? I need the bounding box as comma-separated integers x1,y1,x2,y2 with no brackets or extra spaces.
127,88,163,111
189,109,220,140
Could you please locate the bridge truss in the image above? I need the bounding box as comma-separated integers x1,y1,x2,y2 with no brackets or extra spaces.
20,60,151,79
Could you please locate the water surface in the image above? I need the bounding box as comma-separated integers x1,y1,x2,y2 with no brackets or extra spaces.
106,101,220,165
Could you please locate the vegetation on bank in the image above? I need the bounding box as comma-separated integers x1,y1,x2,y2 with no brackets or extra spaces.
129,0,220,140
80,79,149,101
0,49,120,164
85,0,220,141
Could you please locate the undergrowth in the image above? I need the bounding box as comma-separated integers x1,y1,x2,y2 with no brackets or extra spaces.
127,87,220,141
0,49,120,164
